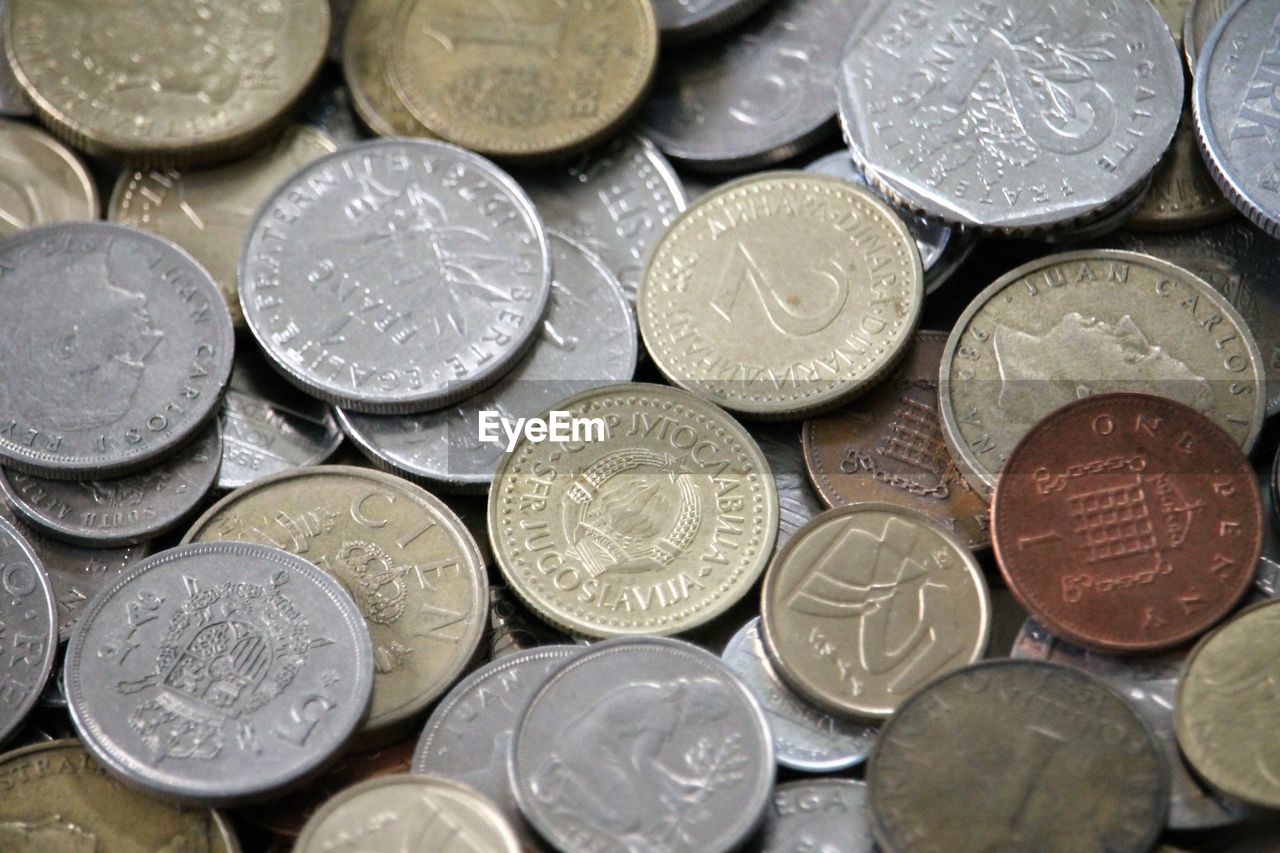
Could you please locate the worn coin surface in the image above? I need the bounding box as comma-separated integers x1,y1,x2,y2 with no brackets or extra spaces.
5,0,329,166
840,0,1184,233
389,0,658,161
511,637,774,853
0,517,56,748
940,250,1265,496
1128,111,1236,231
992,393,1260,653
1183,0,1234,75
651,0,771,44
0,119,96,236
0,223,235,479
749,422,825,555
184,466,487,740
0,1,29,117
803,331,990,551
337,233,637,492
65,541,374,805
762,504,990,719
721,618,876,772
759,779,876,853
639,173,924,418
239,138,551,414
0,740,239,852
869,660,1168,853
341,0,433,137
110,125,337,330
489,383,778,638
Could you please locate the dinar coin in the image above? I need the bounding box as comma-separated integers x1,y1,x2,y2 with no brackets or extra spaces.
0,119,96,236
341,0,433,137
650,0,771,45
0,516,56,748
759,780,875,853
488,383,778,638
1128,111,1235,231
761,504,990,719
639,173,924,418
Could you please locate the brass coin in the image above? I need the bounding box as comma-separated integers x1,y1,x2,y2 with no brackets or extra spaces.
341,0,434,138
109,125,336,330
388,0,658,161
488,382,778,639
761,504,990,720
639,172,924,419
183,465,487,742
0,119,96,236
1128,111,1236,232
5,0,329,167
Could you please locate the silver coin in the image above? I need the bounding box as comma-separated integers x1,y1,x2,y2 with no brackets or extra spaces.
651,0,773,44
0,223,234,479
517,133,686,302
747,424,824,555
721,618,876,773
65,541,374,806
239,139,552,414
512,637,774,853
840,0,1184,233
336,233,637,492
640,0,862,173
413,646,582,839
1011,617,1247,830
217,345,344,491
0,0,31,117
1183,0,1234,75
0,424,221,547
758,780,876,853
0,516,57,748
1193,0,1280,237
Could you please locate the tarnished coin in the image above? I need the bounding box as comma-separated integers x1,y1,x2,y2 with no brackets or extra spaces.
1175,599,1280,810
0,1,29,117
0,517,55,748
759,780,875,853
109,125,337,330
749,422,825,554
992,393,1261,653
722,618,876,772
840,0,1184,233
1129,111,1236,231
65,542,374,805
762,505,990,719
184,466,486,741
296,774,521,853
868,660,1168,852
940,251,1265,496
0,223,234,479
1183,0,1234,75
0,740,239,852
5,0,329,167
511,637,774,853
336,233,637,492
651,0,771,44
489,383,778,638
239,139,551,414
389,0,658,161
803,331,991,551
639,173,924,418
0,119,96,236
341,0,433,137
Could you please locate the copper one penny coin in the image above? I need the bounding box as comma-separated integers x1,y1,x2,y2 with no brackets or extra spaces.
992,393,1261,653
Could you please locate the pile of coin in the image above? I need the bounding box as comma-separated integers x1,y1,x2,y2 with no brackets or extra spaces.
1,0,1279,850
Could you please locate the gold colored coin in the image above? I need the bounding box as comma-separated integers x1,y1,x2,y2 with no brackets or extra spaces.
388,0,658,161
5,0,329,167
639,172,925,418
1129,111,1236,232
108,125,336,329
0,119,97,236
342,0,435,137
183,465,488,743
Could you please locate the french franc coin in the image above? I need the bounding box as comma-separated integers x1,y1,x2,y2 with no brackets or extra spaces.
238,138,551,414
758,780,876,853
65,542,374,806
0,516,56,748
650,0,772,45
0,119,97,236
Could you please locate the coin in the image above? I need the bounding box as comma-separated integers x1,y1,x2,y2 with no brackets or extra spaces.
341,0,434,137
336,233,637,492
762,504,989,719
296,774,521,853
0,517,55,748
868,660,1168,852
511,637,774,853
65,541,374,805
517,133,687,302
389,0,658,162
1175,599,1280,810
488,383,778,638
992,393,1260,653
1150,0,1190,46
0,119,96,236
0,1,30,117
0,740,239,852
759,780,875,853
0,223,235,479
5,0,329,167
651,0,771,45
1128,111,1236,232
939,250,1265,496
748,422,825,554
639,173,924,418
1183,0,1234,75
721,618,876,772
109,125,338,330
239,138,552,414
840,0,1184,233
803,331,991,551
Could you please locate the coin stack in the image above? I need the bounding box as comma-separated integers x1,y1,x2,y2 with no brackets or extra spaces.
0,0,1279,850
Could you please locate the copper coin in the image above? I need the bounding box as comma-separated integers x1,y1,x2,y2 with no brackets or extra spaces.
992,393,1261,653
803,331,990,550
